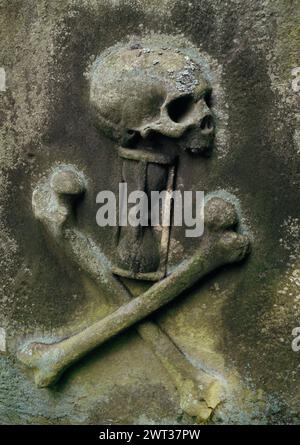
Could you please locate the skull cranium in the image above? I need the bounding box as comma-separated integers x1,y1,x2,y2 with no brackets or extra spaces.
89,42,214,154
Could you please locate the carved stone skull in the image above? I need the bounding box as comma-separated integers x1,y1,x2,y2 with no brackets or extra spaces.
89,42,215,154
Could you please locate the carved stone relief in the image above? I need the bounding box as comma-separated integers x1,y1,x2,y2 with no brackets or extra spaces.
1,0,299,426
15,39,251,422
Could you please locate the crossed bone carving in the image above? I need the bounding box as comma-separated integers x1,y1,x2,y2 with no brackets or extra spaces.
18,165,250,421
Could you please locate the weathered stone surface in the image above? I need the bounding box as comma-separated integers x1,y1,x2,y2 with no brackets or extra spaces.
0,0,299,424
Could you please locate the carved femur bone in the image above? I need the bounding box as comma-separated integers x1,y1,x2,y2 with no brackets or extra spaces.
89,41,214,153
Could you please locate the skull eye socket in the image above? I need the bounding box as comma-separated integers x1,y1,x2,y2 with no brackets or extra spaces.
167,94,195,123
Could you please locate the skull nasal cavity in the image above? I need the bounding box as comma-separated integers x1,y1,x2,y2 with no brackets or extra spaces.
200,115,214,133
167,95,194,123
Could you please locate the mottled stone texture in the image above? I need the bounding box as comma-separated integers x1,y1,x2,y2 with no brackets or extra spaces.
0,0,299,424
